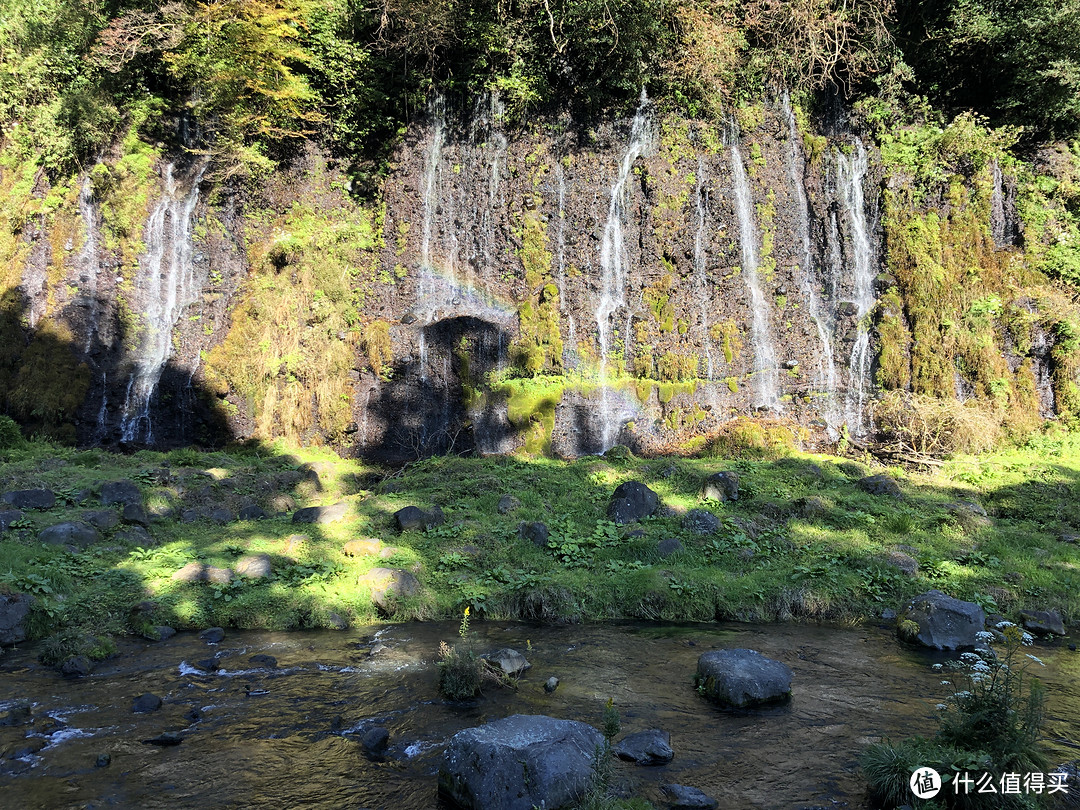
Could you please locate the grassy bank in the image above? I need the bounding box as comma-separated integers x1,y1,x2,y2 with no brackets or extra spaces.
1,426,1078,660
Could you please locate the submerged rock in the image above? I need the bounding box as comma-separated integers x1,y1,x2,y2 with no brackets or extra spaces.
696,649,793,708
898,590,985,650
484,648,531,677
361,727,390,759
607,481,659,524
662,784,718,809
1019,609,1066,636
614,728,674,765
132,694,162,713
438,714,604,810
199,627,226,644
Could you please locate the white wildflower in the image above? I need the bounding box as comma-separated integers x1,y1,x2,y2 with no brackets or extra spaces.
1025,654,1046,666
975,630,995,642
941,680,951,686
995,620,1016,629
1021,632,1034,646
932,663,943,670
936,703,948,710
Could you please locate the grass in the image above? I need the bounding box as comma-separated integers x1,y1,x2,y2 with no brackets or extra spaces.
0,428,1077,650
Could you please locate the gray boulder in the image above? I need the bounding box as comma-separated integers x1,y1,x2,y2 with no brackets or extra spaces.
857,474,903,499
701,471,739,502
2,489,55,510
394,505,444,531
238,504,268,521
682,509,721,536
38,522,101,548
122,504,151,527
607,481,659,524
438,714,604,810
497,495,520,514
662,784,718,810
293,501,350,525
0,593,33,645
658,537,684,558
235,554,272,579
484,648,531,677
209,508,236,524
361,567,421,611
83,510,120,530
60,655,92,677
696,649,793,708
517,521,549,548
613,728,674,765
0,510,23,531
1019,609,1066,636
99,481,142,507
899,590,986,649
132,694,162,713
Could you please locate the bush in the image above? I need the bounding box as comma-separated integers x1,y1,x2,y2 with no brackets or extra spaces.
861,626,1048,809
437,640,482,700
874,391,1002,456
0,415,25,449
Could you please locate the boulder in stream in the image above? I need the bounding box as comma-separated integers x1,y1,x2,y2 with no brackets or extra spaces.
483,648,531,677
613,728,674,765
1019,609,1066,636
132,694,162,713
696,649,792,708
438,714,604,810
898,590,985,649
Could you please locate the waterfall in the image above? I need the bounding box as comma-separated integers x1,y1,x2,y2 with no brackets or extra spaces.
418,96,447,318
782,95,839,433
77,176,101,352
118,163,206,444
730,145,781,411
595,90,654,450
836,140,876,436
693,156,714,380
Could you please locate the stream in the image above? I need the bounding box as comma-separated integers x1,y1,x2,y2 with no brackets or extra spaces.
1,621,1077,809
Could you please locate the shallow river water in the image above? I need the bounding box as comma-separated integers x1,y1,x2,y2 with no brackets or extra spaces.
1,621,1077,809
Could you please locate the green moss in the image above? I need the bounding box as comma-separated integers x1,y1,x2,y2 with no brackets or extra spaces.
499,377,565,455
511,209,562,376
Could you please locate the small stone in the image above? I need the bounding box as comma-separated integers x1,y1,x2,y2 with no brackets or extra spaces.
116,526,155,546
249,654,277,668
1060,533,1079,545
95,753,111,768
172,562,207,583
0,705,32,727
148,626,176,642
544,677,559,693
517,521,549,548
132,694,162,713
882,551,919,577
122,504,151,527
205,566,233,585
497,495,520,514
0,509,23,531
180,509,200,523
657,538,684,558
195,658,221,673
604,444,632,460
199,627,225,644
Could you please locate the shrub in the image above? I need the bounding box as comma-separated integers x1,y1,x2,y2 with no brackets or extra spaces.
874,391,1002,456
861,626,1048,809
437,640,482,700
0,414,25,449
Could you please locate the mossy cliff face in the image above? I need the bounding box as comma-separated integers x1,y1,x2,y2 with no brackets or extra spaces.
0,102,1077,457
